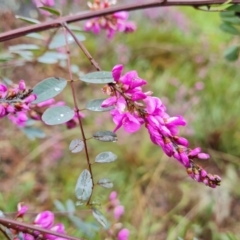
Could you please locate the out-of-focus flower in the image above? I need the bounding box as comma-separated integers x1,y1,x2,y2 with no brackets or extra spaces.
117,228,130,240
84,0,137,38
34,211,54,229
32,0,55,16
113,205,124,220
46,223,66,240
102,64,221,188
17,202,28,218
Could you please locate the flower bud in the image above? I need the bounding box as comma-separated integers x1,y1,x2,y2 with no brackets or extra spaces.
17,202,28,218
18,80,26,91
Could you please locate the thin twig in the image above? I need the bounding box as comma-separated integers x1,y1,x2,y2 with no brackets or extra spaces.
63,23,101,71
0,217,84,240
0,0,240,42
62,24,94,205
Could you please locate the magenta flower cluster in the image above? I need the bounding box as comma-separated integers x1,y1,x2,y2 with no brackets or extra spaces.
102,64,221,188
0,80,37,127
0,80,81,129
108,191,130,240
16,203,68,240
84,0,136,38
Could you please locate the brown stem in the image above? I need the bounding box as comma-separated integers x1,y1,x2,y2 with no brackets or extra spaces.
62,25,94,205
63,23,101,71
0,217,84,240
0,0,240,42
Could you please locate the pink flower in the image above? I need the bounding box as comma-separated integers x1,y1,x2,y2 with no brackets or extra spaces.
114,205,125,220
17,202,28,217
18,80,26,91
23,234,35,240
34,211,54,229
84,1,136,38
46,223,66,240
109,191,117,201
111,110,141,133
117,228,130,240
102,64,221,188
112,64,124,82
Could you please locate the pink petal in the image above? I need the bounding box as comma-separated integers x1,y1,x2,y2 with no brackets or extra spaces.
112,64,124,81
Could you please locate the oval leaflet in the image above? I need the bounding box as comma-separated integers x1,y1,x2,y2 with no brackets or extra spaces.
75,169,93,202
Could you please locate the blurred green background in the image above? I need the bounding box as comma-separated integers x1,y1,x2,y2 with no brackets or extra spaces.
0,1,240,240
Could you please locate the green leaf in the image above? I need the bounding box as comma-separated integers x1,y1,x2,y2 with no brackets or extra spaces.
49,33,85,49
95,152,117,163
66,199,76,214
37,51,67,64
221,16,240,24
69,139,84,153
225,4,240,12
86,99,114,112
92,208,109,229
39,6,61,16
93,131,117,142
42,106,75,125
97,178,113,188
80,71,114,84
26,33,45,40
220,11,235,17
224,45,240,61
220,22,240,35
9,44,40,51
22,127,46,140
75,169,93,201
32,77,67,104
68,215,98,238
54,199,66,212
15,15,41,24
0,53,13,62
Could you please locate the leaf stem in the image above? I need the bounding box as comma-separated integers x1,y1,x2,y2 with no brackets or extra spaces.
62,24,94,205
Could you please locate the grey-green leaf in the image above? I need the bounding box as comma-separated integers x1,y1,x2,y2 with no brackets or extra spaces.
220,23,240,35
80,71,114,84
54,199,66,212
49,33,86,49
95,152,117,163
22,127,46,140
224,45,240,61
69,139,84,153
97,178,113,188
75,169,93,201
39,6,61,16
37,51,67,64
66,199,76,214
32,77,67,104
93,131,117,142
92,208,109,229
42,106,74,125
86,99,114,112
15,15,40,24
9,44,40,51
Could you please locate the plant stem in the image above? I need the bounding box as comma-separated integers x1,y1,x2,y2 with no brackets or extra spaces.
0,217,84,240
62,25,94,205
1,0,240,42
63,23,101,71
